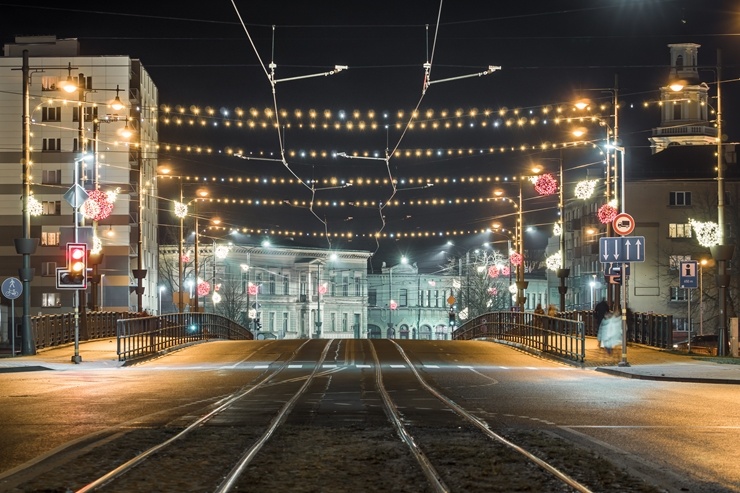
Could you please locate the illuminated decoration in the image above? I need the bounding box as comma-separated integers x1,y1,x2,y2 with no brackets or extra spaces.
458,307,469,321
182,253,191,263
597,204,618,224
214,245,229,259
500,266,510,276
452,279,461,289
533,173,558,196
81,189,115,221
174,201,188,218
197,281,211,296
487,265,499,278
508,284,518,294
574,179,598,200
212,292,222,304
28,196,43,216
428,280,436,286
91,235,103,255
546,252,562,272
690,219,720,247
510,252,523,266
105,187,121,203
487,287,498,296
390,300,398,310
248,283,259,296
318,283,328,295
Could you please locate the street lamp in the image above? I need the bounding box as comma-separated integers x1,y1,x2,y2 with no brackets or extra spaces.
158,285,165,314
699,258,709,336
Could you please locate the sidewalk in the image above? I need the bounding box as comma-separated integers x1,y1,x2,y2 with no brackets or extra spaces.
584,336,740,385
2,338,739,384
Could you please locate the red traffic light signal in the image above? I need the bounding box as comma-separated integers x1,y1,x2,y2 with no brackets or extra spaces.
58,243,88,289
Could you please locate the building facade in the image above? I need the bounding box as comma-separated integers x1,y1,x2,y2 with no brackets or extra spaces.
159,244,372,339
0,36,159,319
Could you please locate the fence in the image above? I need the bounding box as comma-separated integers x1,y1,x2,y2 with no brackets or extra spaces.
117,313,254,361
452,311,586,363
31,311,137,350
557,310,674,349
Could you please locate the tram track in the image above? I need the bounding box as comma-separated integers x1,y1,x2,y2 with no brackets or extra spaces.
1,339,663,492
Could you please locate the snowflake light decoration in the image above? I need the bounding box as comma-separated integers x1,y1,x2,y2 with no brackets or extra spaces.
197,281,211,296
91,235,103,254
174,202,188,218
500,266,510,276
212,292,222,304
318,283,328,295
487,287,498,296
574,179,599,200
28,196,43,216
487,265,499,278
534,173,558,196
546,252,562,271
215,245,229,259
689,219,720,247
597,204,618,224
510,252,523,266
81,189,115,221
508,284,518,294
553,222,562,236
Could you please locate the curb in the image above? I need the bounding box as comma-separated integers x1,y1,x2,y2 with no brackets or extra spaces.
595,367,740,385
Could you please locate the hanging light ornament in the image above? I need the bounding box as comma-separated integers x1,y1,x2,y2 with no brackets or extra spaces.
28,196,43,216
174,202,188,218
81,189,115,221
500,265,511,276
215,245,229,259
546,251,562,271
91,235,103,254
689,219,720,247
510,252,523,266
197,280,211,296
487,265,499,278
212,292,222,304
487,287,498,296
574,179,598,200
534,173,558,196
553,222,562,236
597,204,618,224
508,284,518,294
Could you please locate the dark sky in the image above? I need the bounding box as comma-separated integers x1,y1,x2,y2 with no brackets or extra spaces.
2,1,739,270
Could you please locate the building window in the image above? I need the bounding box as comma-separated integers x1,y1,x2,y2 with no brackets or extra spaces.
354,275,362,296
41,262,57,276
42,138,61,151
41,107,61,122
330,313,336,331
268,273,276,295
368,288,377,306
41,76,59,91
669,287,689,301
354,314,361,335
282,312,289,333
72,106,97,123
342,274,349,296
42,293,61,307
669,191,692,206
399,288,408,307
342,313,348,332
299,272,307,298
669,255,691,270
42,201,61,216
282,274,290,295
268,312,275,331
434,290,440,307
668,223,692,238
42,169,62,184
41,231,60,246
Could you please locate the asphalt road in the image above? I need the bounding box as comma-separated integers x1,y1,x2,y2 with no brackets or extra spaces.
0,339,738,492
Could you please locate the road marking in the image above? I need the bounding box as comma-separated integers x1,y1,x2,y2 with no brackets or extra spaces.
322,364,337,368
288,364,302,368
356,364,372,368
424,365,439,368
390,364,405,368
254,365,269,369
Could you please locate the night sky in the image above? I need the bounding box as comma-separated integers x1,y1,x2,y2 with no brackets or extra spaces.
2,1,738,271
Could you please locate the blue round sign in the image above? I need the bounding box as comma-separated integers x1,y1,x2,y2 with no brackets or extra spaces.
2,277,22,300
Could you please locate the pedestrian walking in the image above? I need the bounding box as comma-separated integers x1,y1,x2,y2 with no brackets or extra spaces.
597,310,622,355
547,304,557,317
594,298,609,327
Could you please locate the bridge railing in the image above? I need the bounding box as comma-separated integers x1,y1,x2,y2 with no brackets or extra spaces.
31,311,137,350
452,311,585,363
557,310,673,349
116,313,254,362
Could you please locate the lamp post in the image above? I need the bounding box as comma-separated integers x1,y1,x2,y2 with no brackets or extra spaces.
699,258,708,336
159,285,164,314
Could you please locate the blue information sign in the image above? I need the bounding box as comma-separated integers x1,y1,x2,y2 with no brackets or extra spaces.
679,260,699,289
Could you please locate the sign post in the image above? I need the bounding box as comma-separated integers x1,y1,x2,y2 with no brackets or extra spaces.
2,277,22,356
680,260,699,350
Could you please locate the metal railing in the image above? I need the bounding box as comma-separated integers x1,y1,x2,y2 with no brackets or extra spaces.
557,310,673,349
31,311,137,350
452,311,586,363
116,313,253,361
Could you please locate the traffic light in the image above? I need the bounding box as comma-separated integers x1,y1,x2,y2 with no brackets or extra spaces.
448,308,456,327
254,318,262,331
57,243,87,289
